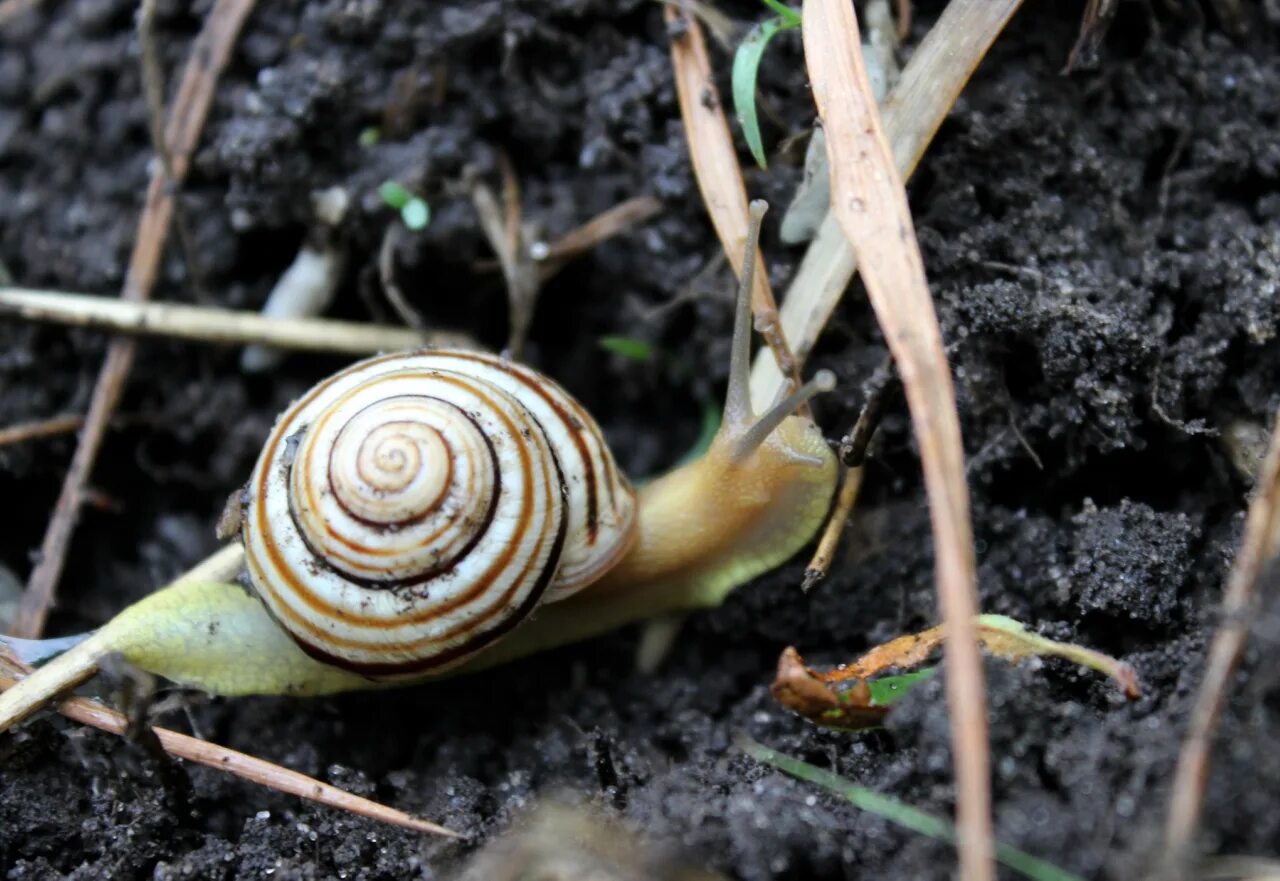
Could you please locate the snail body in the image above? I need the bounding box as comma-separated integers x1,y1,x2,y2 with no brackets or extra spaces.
0,201,838,728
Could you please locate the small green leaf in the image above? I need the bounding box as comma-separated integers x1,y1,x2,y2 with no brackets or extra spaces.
358,126,381,147
598,336,655,362
378,180,411,210
732,16,797,170
866,667,936,706
400,198,431,231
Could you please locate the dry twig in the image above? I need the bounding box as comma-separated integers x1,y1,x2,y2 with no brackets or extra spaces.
749,0,1026,408
0,415,85,448
377,223,431,332
539,195,664,267
138,0,205,300
664,3,804,398
802,1,991,878
10,0,256,638
0,287,434,354
802,469,865,591
1163,407,1280,874
0,650,457,837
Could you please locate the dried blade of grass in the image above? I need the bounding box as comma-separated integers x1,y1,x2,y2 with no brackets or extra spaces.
664,3,803,397
1163,407,1280,872
749,0,1025,408
0,415,85,448
11,0,259,639
801,2,991,880
0,287,436,354
540,195,664,266
467,169,540,359
0,653,457,837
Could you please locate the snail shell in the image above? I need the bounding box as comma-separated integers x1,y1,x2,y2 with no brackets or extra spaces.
238,349,636,677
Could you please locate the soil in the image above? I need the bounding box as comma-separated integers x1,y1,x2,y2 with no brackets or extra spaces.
2,1,1280,879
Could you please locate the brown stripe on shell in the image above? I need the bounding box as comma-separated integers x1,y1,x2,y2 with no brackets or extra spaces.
287,373,506,575
332,419,453,531
441,351,602,543
251,418,567,665
284,400,498,588
280,493,568,677
250,370,562,647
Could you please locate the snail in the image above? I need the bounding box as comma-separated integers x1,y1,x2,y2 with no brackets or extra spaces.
0,201,838,730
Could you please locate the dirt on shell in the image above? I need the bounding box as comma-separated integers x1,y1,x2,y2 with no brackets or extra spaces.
2,1,1280,879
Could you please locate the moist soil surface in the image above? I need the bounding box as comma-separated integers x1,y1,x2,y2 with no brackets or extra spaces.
3,2,1280,879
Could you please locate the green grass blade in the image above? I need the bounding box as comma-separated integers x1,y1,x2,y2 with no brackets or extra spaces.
732,16,794,169
759,0,801,26
740,739,1085,881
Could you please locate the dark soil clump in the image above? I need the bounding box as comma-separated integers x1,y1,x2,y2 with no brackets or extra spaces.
3,1,1280,879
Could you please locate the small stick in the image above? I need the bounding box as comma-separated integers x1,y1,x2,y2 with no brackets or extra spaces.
377,223,430,332
0,415,84,448
0,655,457,837
803,2,992,880
1162,407,1280,874
11,0,259,639
804,357,894,590
539,195,664,267
664,3,805,406
0,288,430,354
841,358,897,468
468,168,540,360
498,154,539,359
803,466,865,591
138,0,206,302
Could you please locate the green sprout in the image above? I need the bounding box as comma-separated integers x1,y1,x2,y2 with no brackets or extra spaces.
732,1,801,169
378,180,431,231
740,739,1085,881
598,335,655,362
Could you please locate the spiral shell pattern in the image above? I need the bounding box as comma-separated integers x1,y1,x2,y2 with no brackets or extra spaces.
240,350,636,676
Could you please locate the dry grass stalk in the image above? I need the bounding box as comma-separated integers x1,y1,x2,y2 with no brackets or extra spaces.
0,415,85,448
0,288,435,354
11,0,259,639
468,165,542,359
801,1,991,879
664,3,804,402
0,651,457,837
748,0,1026,407
541,195,664,265
1163,407,1280,874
